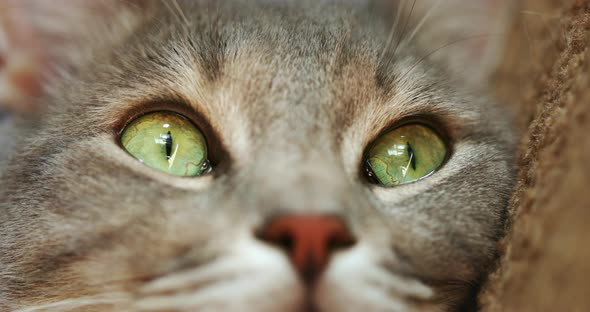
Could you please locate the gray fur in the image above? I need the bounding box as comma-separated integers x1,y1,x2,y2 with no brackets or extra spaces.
0,1,515,311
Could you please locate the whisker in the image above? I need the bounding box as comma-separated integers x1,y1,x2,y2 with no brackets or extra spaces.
397,33,503,83
378,0,406,65
391,0,417,59
171,0,191,27
405,0,443,46
139,258,244,295
161,0,190,28
134,276,275,312
520,10,560,19
366,266,434,300
12,293,130,312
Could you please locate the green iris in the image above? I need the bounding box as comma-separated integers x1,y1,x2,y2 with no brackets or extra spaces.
120,111,208,177
366,124,447,187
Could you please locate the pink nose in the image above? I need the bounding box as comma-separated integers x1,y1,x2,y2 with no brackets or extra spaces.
257,215,356,284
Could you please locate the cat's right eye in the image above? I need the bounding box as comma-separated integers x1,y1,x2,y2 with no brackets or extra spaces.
120,111,210,177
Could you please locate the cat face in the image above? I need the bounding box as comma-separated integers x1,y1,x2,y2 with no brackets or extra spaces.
0,1,515,311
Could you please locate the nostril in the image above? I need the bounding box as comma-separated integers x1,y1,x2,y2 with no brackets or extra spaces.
269,231,295,252
327,229,356,251
256,214,356,285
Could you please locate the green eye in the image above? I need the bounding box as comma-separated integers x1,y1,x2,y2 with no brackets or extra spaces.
365,124,447,187
120,111,209,177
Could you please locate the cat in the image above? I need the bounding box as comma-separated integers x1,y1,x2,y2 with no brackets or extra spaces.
0,0,516,311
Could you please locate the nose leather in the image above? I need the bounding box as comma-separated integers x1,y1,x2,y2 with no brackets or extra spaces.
257,215,356,284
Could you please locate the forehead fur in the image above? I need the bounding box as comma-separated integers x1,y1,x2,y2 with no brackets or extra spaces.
44,0,502,145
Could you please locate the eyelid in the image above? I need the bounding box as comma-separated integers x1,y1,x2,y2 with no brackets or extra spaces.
365,115,453,152
112,100,201,136
111,100,229,171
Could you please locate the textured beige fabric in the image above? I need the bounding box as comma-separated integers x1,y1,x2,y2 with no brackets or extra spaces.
481,1,590,310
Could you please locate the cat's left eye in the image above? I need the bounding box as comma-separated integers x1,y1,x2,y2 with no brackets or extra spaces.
365,123,447,187
120,111,210,177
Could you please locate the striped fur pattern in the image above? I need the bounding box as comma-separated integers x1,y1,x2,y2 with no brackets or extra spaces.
0,1,514,311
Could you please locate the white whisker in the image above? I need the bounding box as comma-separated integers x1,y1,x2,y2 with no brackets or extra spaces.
171,0,191,27
397,33,500,83
139,258,245,295
378,0,406,64
161,0,190,28
405,0,443,46
520,10,560,19
365,266,434,300
391,0,417,58
136,278,254,311
136,241,300,311
13,293,130,312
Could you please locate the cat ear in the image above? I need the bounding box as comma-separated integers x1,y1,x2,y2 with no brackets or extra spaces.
0,0,144,113
402,0,511,86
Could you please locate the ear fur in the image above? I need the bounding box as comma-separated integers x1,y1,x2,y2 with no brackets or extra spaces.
0,0,145,113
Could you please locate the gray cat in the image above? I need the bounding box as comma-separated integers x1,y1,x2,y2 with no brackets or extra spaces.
0,1,515,311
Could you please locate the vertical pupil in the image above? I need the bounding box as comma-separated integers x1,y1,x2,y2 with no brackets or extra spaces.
407,142,417,170
165,131,173,160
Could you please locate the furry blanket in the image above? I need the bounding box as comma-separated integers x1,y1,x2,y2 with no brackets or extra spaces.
481,0,590,310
